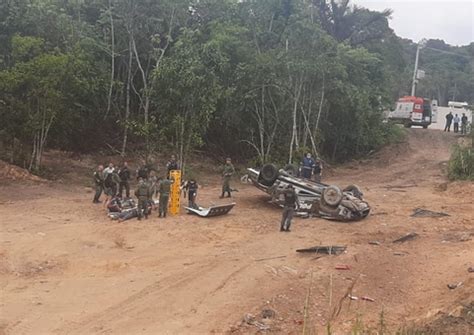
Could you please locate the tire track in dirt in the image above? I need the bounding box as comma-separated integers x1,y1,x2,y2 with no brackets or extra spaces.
53,261,221,334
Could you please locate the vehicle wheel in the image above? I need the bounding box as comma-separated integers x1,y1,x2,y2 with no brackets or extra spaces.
322,185,343,207
343,184,363,199
404,122,412,128
283,164,298,176
423,125,428,129
260,164,279,184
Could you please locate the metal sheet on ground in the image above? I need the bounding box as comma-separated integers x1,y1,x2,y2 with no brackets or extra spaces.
185,203,236,217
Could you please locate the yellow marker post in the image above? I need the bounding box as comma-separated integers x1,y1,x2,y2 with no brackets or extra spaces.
169,170,181,215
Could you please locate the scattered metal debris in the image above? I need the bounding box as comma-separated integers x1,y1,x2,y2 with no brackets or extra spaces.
347,294,375,302
411,208,449,218
243,313,270,331
393,252,407,256
296,245,347,255
261,308,276,319
393,232,419,243
335,264,351,270
185,203,236,217
254,255,287,262
360,296,375,302
447,282,463,290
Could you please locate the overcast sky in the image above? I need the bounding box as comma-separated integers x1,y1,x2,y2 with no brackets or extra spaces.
354,0,473,46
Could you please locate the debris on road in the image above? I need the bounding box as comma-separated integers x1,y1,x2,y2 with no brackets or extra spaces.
243,313,270,331
411,208,449,218
296,245,347,255
185,203,236,217
360,296,376,302
393,232,419,243
447,282,463,290
347,295,375,302
335,264,351,270
261,308,276,319
255,255,287,262
369,241,381,245
393,252,407,256
468,267,474,273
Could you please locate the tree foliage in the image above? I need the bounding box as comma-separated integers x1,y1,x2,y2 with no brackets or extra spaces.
0,0,472,171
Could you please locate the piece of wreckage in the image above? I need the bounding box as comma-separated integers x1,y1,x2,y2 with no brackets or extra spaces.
185,203,236,217
246,164,370,221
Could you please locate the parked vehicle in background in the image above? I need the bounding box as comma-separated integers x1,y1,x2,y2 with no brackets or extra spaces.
388,96,432,128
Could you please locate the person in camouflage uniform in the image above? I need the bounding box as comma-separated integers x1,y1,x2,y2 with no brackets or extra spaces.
134,177,152,220
118,161,131,198
220,157,235,198
158,176,174,218
93,165,104,203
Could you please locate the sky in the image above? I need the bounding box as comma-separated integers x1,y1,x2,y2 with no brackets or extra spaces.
354,0,474,46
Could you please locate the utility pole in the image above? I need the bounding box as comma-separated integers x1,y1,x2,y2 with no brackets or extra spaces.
411,39,426,96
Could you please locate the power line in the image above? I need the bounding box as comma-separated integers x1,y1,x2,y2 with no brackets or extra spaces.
424,46,472,60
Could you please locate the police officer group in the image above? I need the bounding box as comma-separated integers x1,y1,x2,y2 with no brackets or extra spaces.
92,156,236,221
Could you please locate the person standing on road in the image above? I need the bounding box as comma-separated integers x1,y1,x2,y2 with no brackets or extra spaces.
103,162,114,178
453,114,460,133
135,177,152,220
118,161,131,198
220,158,235,198
461,113,468,135
158,176,174,218
92,165,104,203
444,112,453,132
301,153,315,179
314,158,323,183
184,178,199,209
277,185,298,232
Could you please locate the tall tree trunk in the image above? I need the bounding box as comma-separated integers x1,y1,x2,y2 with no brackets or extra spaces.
121,35,133,156
315,73,325,131
105,0,115,119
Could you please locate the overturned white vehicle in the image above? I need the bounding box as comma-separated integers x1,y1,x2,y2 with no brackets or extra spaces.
247,164,370,221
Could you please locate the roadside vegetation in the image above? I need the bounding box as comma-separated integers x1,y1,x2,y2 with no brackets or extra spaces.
448,130,474,181
0,0,473,173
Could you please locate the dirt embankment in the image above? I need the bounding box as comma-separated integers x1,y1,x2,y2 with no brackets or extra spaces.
0,129,472,334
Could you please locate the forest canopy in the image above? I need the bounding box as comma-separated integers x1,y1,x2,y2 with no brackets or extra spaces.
1,0,473,171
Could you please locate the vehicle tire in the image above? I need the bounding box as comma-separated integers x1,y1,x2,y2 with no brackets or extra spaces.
404,122,412,128
343,184,363,199
283,164,298,176
322,185,343,207
260,164,279,184
423,125,428,129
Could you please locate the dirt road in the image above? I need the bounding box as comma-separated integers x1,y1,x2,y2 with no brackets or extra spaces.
1,129,473,334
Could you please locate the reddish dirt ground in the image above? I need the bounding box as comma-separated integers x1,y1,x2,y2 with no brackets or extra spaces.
0,129,473,334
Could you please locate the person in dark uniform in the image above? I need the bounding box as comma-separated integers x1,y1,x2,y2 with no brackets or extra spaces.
184,179,199,209
103,166,120,208
301,153,315,179
118,161,131,198
158,176,174,218
220,158,235,198
461,113,468,135
135,177,152,220
136,162,149,181
444,112,453,132
277,184,298,232
313,158,323,183
166,154,180,178
92,165,104,203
